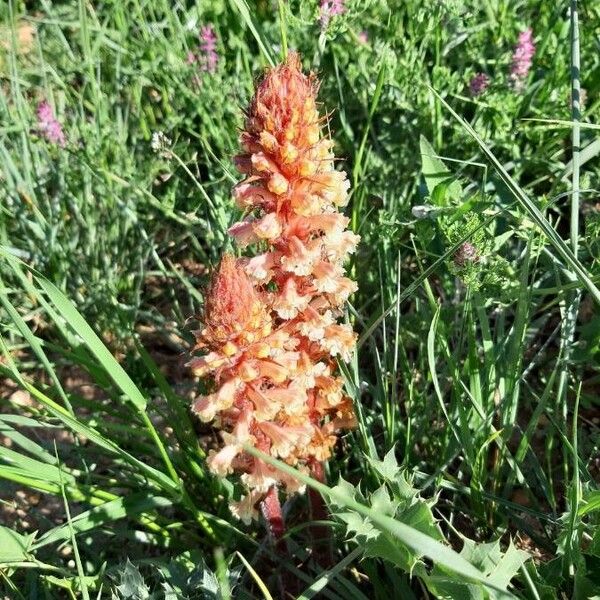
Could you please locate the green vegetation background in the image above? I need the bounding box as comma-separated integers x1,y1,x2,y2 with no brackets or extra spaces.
0,0,599,598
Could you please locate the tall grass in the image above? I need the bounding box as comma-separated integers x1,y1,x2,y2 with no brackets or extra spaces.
1,0,599,598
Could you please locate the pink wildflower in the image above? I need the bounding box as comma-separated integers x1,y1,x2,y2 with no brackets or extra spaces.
510,28,535,90
199,25,218,73
36,101,65,147
469,72,490,97
454,242,479,267
320,0,346,28
358,31,368,44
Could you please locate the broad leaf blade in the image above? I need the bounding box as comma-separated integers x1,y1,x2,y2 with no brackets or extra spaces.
0,526,34,564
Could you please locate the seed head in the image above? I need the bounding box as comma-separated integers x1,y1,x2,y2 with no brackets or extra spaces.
469,73,490,97
454,242,479,267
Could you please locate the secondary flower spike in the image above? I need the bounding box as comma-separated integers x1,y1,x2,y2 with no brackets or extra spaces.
510,28,535,90
189,52,359,524
37,100,66,147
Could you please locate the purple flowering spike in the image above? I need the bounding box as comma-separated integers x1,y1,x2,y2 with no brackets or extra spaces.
37,101,66,147
510,28,535,90
199,25,219,73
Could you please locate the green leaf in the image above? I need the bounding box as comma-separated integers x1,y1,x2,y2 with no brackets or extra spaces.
578,490,600,517
486,540,529,590
428,538,527,599
370,485,399,517
366,446,402,483
330,470,443,573
0,418,59,465
424,575,483,600
33,494,173,549
420,135,462,205
460,538,504,573
0,445,76,485
114,559,150,600
246,444,495,586
0,526,34,564
366,447,419,499
35,276,148,411
0,414,61,428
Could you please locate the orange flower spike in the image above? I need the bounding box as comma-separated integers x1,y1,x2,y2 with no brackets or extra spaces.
190,53,359,530
200,254,267,349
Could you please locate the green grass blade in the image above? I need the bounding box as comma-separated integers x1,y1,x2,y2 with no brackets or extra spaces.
0,276,73,413
297,547,363,600
235,551,273,600
229,0,275,67
35,276,148,411
0,349,178,494
55,443,90,600
32,494,172,550
34,275,182,485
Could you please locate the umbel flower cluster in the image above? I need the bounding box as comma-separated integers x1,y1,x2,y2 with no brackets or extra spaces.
189,53,359,523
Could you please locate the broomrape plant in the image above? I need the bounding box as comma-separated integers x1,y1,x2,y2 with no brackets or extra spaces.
188,53,359,534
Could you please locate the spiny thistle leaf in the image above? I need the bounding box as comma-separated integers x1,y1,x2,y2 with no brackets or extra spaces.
155,553,217,600
366,446,421,500
329,454,443,572
113,559,150,600
426,539,528,600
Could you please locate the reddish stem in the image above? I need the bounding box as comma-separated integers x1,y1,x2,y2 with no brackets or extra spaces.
260,485,285,541
260,486,289,598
